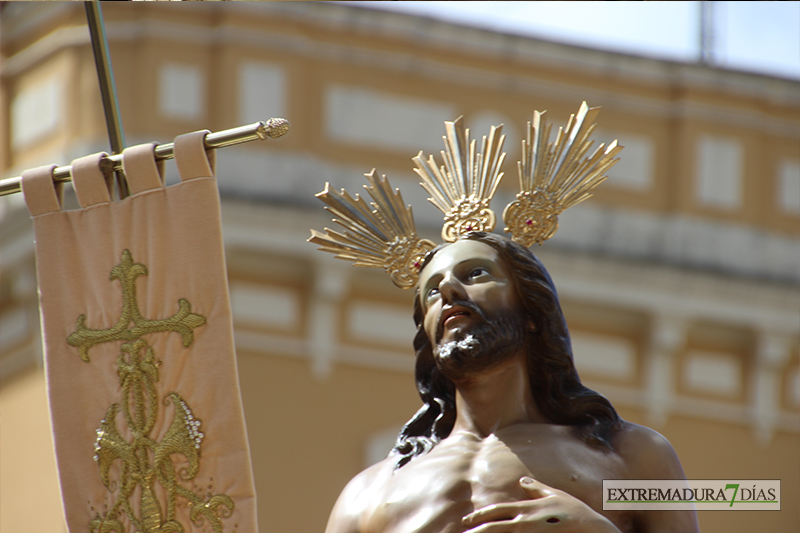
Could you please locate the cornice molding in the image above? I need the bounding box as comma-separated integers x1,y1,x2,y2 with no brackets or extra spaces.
3,5,799,137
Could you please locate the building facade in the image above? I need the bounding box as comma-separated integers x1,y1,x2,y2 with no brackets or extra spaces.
1,2,798,532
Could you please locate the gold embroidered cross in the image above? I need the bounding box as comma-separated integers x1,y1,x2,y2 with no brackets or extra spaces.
67,249,206,362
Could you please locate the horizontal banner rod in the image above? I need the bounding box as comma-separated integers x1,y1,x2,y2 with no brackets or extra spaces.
0,119,290,197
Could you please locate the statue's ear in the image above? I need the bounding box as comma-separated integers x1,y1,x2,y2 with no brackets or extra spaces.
528,319,538,333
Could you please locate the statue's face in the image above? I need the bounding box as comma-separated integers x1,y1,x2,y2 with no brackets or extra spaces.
418,240,519,348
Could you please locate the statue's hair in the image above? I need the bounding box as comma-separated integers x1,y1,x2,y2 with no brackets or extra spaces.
390,232,621,469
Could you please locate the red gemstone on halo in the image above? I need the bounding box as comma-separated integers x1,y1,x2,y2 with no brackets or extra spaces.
525,219,533,225
413,261,421,269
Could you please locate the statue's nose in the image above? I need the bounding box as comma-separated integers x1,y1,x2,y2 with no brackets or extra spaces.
438,272,467,303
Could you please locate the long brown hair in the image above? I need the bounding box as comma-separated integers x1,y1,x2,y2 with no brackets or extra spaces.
390,232,621,468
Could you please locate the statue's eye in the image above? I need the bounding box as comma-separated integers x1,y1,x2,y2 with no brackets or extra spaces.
468,267,488,280
425,287,440,300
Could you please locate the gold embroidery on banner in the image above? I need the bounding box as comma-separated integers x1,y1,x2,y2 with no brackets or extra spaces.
68,250,206,363
67,250,235,533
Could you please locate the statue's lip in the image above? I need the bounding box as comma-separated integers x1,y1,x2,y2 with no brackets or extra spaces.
439,305,472,331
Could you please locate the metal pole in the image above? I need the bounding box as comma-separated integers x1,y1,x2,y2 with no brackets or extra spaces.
699,1,714,65
0,119,290,197
85,1,129,199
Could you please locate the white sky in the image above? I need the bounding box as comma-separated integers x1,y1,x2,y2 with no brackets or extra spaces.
343,1,800,80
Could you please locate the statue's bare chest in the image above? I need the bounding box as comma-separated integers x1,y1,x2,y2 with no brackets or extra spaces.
367,425,623,533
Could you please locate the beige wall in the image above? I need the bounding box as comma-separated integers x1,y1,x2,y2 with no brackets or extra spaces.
0,369,67,533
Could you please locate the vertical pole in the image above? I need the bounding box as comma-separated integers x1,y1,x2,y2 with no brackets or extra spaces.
699,1,714,65
85,1,129,199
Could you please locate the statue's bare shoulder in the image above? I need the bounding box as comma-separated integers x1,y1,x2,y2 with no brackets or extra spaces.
611,422,700,533
613,422,688,479
324,457,394,533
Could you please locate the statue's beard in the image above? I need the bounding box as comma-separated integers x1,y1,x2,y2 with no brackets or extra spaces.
433,300,527,382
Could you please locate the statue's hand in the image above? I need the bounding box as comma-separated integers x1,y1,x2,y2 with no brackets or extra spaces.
461,477,620,533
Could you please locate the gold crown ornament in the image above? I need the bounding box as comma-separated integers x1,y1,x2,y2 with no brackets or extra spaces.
309,102,623,289
413,116,506,243
308,170,436,289
503,102,623,247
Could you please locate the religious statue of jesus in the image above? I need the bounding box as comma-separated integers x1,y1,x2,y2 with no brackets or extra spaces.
324,233,699,533
311,104,700,533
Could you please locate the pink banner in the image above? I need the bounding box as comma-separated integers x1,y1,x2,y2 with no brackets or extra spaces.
22,131,258,533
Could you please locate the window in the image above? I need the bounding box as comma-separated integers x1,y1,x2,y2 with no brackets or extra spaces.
696,135,743,208
239,62,285,125
159,63,204,121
